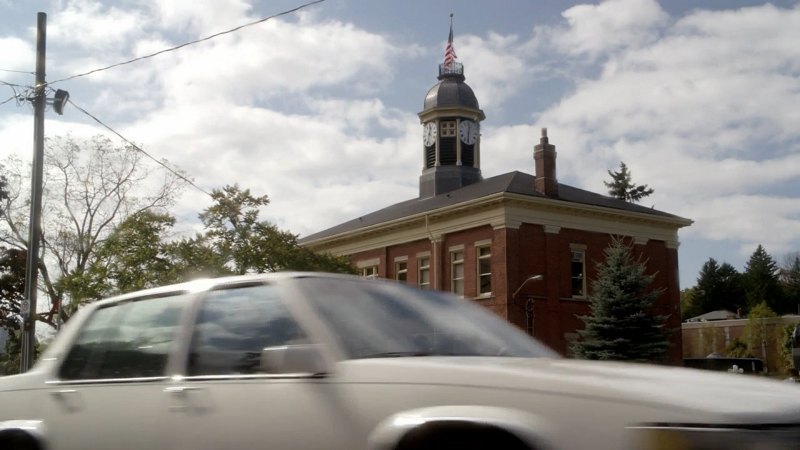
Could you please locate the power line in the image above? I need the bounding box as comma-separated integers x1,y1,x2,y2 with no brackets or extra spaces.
1,80,28,88
0,68,34,75
49,0,326,85
67,98,212,197
0,95,17,107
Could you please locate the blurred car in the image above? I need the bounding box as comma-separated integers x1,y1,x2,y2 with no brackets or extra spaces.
1,272,800,450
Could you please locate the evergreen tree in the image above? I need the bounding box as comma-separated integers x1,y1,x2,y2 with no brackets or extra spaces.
744,245,785,313
782,256,800,315
572,238,670,362
604,162,654,203
692,258,745,316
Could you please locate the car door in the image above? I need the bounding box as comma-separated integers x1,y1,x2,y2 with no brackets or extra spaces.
43,293,190,450
168,282,358,450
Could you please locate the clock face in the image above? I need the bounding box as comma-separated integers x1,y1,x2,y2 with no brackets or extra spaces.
459,120,479,145
423,122,437,147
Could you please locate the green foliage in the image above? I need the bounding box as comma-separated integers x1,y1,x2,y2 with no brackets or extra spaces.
679,288,698,321
191,184,354,275
740,302,778,360
603,162,654,203
59,211,185,305
744,245,786,313
1,135,187,328
53,184,354,307
0,247,25,331
779,323,797,372
725,338,751,358
572,237,670,362
782,256,800,313
690,258,745,317
0,328,44,375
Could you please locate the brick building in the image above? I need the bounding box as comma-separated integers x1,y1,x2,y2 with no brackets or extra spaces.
301,31,692,363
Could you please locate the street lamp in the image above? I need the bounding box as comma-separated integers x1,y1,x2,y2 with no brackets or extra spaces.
511,275,544,338
48,89,69,115
512,274,544,299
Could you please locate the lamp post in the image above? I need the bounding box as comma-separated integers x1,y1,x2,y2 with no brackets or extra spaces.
512,274,543,299
512,275,544,337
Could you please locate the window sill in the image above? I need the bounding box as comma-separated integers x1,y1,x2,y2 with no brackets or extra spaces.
474,294,494,301
562,296,589,302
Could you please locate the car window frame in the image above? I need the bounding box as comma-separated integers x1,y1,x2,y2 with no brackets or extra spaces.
47,290,196,386
176,280,328,382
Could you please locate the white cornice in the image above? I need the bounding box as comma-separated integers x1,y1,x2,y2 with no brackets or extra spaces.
418,106,485,123
304,192,692,255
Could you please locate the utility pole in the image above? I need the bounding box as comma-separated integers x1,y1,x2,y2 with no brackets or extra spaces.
20,12,47,372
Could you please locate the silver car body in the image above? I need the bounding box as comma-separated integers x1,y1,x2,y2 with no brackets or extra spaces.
1,272,799,450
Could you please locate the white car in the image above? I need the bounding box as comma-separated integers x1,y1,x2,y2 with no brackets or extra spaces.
1,273,799,450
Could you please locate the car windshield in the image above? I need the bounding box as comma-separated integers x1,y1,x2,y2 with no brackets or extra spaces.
298,277,556,360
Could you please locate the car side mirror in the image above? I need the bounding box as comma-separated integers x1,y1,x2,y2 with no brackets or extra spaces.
259,344,329,376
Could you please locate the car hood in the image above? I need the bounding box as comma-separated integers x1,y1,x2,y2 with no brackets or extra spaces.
335,356,800,422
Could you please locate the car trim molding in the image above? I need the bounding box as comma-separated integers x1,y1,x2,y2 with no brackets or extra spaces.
175,373,326,381
46,376,169,385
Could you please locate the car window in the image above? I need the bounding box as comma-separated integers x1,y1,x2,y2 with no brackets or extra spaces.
59,294,188,381
186,284,308,376
299,277,556,359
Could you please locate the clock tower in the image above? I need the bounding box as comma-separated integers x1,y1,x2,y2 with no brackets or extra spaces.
418,17,485,198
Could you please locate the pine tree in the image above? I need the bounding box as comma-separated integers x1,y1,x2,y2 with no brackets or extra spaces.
572,238,670,362
604,162,654,203
744,245,785,313
692,258,745,316
782,256,800,314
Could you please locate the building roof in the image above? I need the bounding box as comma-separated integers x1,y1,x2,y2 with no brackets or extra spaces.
301,171,689,243
685,309,741,322
423,74,480,110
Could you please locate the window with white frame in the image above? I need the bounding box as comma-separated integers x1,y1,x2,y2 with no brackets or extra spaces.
450,250,464,295
477,245,492,296
361,265,378,279
358,258,379,280
570,248,586,297
395,260,408,283
417,256,430,289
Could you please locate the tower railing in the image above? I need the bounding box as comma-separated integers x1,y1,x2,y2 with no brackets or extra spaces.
439,62,464,77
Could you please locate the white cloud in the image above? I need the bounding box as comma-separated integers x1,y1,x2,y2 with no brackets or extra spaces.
517,1,800,266
146,0,253,34
457,32,529,109
4,0,799,288
0,37,32,73
48,0,148,50
548,0,669,60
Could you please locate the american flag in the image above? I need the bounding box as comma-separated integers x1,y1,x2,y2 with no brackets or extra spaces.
443,19,457,68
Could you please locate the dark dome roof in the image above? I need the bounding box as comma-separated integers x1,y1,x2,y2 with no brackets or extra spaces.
423,76,480,110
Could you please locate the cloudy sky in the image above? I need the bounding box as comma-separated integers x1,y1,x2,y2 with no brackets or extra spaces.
1,0,798,289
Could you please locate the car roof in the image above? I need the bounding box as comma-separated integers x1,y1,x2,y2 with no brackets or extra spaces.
87,271,358,308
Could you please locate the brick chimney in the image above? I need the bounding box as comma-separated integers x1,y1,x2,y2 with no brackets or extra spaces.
534,127,558,197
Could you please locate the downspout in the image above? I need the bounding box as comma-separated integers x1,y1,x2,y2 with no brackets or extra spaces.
425,214,438,290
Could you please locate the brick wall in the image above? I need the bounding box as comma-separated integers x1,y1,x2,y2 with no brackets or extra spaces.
345,222,683,364
683,317,800,373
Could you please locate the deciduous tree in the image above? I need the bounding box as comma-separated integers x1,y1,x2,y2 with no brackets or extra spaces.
187,184,353,275
0,135,187,326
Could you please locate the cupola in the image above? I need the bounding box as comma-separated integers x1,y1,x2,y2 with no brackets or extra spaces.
418,16,485,199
